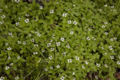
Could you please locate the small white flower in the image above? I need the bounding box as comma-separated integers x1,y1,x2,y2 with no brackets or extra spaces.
8,56,11,60
60,76,65,80
62,52,66,56
37,33,41,37
87,37,90,40
50,66,53,69
31,38,35,42
62,13,67,17
17,56,20,59
42,50,45,53
17,41,21,44
10,63,13,66
68,20,72,24
66,44,70,49
109,46,113,50
0,77,5,80
96,63,100,67
5,66,10,70
15,76,19,80
73,5,76,7
25,19,29,23
104,53,107,55
8,32,12,36
56,65,60,68
110,38,114,41
101,25,106,28
82,65,85,69
40,6,43,9
104,32,108,35
110,55,114,59
104,22,108,25
34,44,38,47
85,61,88,65
44,68,48,71
104,4,107,7
56,42,61,46
72,72,75,75
117,61,120,65
101,47,104,50
0,21,4,24
50,9,54,14
114,37,117,40
73,78,76,80
7,47,12,50
70,31,74,35
25,14,29,17
60,37,64,42
111,6,114,8
104,64,108,68
1,15,5,19
15,0,20,3
33,52,38,55
47,43,51,47
49,56,53,60
23,41,26,45
50,48,55,51
75,56,79,61
67,59,72,63
16,22,19,26
73,21,77,25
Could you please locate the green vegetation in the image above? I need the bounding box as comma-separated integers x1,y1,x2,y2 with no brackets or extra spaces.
0,0,120,80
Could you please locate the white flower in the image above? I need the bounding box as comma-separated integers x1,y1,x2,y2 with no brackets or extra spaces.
17,41,21,44
62,52,66,56
15,76,19,80
101,47,104,50
23,41,26,45
101,25,106,28
47,43,51,47
25,19,29,23
0,77,5,80
87,37,90,40
44,68,48,71
42,50,45,53
82,65,85,69
104,32,108,35
50,10,54,14
72,72,75,75
96,63,100,67
56,42,61,46
31,38,35,42
25,14,29,17
7,47,12,50
67,59,72,63
68,20,72,24
117,61,120,65
104,53,107,55
8,32,12,36
110,38,114,41
34,44,38,47
60,37,65,42
111,6,114,8
73,21,77,25
49,56,53,60
50,66,53,69
70,31,74,35
104,4,107,7
75,56,79,61
62,13,67,17
5,66,10,70
16,22,19,26
85,61,88,65
109,46,113,50
56,65,60,68
110,55,114,59
50,48,55,51
36,33,41,37
10,63,13,66
17,56,20,59
15,0,20,3
1,15,5,19
73,78,76,80
0,21,4,24
66,44,70,49
104,64,108,68
33,52,38,55
104,22,108,25
40,6,43,9
60,76,65,80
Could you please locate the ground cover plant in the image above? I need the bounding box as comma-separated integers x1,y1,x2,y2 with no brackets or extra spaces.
0,0,120,80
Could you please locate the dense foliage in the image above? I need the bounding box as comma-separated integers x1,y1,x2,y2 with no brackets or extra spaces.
0,0,120,80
